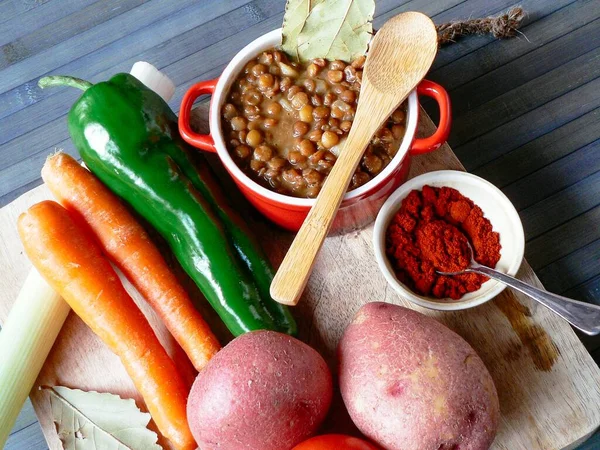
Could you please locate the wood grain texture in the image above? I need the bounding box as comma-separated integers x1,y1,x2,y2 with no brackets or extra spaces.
1,108,600,450
503,139,600,212
4,421,46,450
452,47,600,154
566,275,600,306
271,12,438,306
475,108,600,188
538,239,600,295
454,76,600,170
9,399,36,434
520,170,600,240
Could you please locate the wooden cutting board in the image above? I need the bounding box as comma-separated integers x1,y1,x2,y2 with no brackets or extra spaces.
1,109,600,450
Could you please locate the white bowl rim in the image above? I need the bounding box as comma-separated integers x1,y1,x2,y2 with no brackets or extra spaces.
373,170,525,311
207,28,420,207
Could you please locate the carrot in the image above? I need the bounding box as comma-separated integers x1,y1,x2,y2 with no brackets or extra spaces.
42,152,220,371
18,201,195,450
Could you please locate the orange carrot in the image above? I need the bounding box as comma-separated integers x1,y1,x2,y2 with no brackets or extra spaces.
18,201,195,450
42,152,220,371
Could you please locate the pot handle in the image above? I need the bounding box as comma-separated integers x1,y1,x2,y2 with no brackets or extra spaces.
178,78,218,152
410,80,451,155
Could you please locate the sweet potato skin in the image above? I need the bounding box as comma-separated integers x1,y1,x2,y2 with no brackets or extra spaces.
338,302,499,450
187,330,333,450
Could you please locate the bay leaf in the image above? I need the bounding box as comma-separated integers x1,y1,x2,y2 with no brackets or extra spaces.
282,0,375,63
281,0,325,61
46,386,162,450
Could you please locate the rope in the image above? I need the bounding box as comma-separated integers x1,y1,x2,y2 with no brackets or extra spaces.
436,6,526,46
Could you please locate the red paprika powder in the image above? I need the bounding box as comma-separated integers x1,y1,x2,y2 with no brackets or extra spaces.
385,185,501,300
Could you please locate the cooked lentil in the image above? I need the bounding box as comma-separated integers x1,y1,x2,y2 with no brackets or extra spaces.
222,48,407,198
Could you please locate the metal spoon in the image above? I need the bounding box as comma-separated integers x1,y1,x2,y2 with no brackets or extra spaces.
437,241,600,336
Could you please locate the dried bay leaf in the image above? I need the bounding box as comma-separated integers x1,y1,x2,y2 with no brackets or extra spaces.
281,0,325,61
46,386,162,450
282,0,375,63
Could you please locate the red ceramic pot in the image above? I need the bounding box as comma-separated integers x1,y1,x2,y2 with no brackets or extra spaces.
179,29,451,233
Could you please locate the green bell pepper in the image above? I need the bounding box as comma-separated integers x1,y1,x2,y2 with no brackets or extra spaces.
39,73,296,337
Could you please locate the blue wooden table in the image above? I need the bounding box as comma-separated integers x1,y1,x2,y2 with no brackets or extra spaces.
1,0,599,448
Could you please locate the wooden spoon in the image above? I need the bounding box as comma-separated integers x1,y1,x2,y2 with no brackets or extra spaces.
270,12,438,306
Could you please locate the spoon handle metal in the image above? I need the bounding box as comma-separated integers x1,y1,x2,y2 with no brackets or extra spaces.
468,264,600,336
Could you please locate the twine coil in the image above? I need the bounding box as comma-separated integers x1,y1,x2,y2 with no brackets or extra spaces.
436,7,526,46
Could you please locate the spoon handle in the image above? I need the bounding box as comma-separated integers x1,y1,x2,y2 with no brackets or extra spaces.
270,87,398,305
470,265,600,336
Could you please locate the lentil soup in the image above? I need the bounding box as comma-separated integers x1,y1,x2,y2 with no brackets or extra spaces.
221,48,408,198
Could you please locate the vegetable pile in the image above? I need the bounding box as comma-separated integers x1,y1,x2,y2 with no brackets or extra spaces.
15,88,501,450
42,153,220,371
11,2,503,449
39,74,295,338
21,68,298,448
18,200,194,449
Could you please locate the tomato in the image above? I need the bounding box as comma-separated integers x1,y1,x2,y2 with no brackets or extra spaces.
292,434,381,450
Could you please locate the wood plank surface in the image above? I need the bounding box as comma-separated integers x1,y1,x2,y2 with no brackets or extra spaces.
520,170,600,239
1,0,600,448
565,276,600,306
1,109,600,450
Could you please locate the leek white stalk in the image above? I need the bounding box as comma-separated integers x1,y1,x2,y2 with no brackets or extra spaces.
0,269,70,447
130,61,175,102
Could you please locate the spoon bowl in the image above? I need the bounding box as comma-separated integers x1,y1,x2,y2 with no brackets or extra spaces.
436,239,484,276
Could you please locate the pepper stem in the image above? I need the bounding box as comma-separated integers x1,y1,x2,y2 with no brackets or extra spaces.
38,76,93,91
